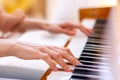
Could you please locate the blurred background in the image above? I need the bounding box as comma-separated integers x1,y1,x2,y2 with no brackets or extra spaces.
0,0,118,21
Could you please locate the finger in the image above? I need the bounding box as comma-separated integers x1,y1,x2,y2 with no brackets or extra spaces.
38,52,58,71
40,47,71,72
60,22,75,29
49,46,74,57
78,25,91,36
59,29,76,36
62,23,92,36
81,25,93,34
49,47,80,66
64,48,75,57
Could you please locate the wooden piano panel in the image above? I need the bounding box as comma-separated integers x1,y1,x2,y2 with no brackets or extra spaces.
79,7,111,21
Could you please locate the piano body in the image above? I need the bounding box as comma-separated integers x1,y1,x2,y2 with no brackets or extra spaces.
0,6,119,80
42,7,113,80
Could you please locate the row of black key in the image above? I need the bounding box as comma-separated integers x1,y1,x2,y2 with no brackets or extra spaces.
69,19,110,80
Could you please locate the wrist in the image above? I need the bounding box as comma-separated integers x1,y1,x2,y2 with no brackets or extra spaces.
0,39,15,57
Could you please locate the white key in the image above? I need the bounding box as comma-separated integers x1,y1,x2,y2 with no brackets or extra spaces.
18,30,70,47
67,19,96,58
67,31,88,58
47,71,72,80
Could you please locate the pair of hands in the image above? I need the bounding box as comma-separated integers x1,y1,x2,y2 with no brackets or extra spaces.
0,7,92,71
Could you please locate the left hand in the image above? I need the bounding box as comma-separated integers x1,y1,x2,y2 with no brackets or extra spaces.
46,22,93,36
0,7,25,35
46,23,76,36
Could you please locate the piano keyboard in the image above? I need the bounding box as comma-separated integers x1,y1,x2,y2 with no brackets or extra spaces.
69,19,113,80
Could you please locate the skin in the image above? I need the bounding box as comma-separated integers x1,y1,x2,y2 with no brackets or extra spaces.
0,7,91,71
0,39,80,71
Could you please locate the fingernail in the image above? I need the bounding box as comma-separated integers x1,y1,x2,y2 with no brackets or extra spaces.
76,61,80,65
66,67,72,72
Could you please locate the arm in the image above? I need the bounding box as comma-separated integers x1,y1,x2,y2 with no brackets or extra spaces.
0,7,92,36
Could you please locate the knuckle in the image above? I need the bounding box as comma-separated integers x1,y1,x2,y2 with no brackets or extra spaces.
62,52,69,57
63,64,68,69
42,54,50,60
54,53,61,58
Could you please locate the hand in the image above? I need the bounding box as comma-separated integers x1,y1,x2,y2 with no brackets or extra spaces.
45,22,92,36
6,40,80,71
46,23,76,36
59,22,93,36
0,7,25,34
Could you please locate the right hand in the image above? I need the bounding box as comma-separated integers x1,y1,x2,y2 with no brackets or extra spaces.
6,40,80,71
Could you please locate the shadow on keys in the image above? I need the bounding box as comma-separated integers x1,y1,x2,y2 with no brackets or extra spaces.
0,65,44,80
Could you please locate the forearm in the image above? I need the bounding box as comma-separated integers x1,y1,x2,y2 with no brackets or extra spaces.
16,18,50,32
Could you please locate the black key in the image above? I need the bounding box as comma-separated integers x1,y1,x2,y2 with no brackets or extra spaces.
81,52,101,58
70,74,100,80
76,64,99,69
82,49,99,53
73,68,99,75
86,41,102,45
70,75,90,80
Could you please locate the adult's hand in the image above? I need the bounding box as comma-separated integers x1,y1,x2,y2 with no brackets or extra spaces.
0,39,80,72
0,7,25,33
59,22,93,36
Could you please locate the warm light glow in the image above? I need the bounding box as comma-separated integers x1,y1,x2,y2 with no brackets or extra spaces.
106,0,117,6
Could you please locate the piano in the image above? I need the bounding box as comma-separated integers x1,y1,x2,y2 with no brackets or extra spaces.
42,7,113,80
69,19,112,80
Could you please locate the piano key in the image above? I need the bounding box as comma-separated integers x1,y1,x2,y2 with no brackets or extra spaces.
86,42,103,45
70,75,91,80
76,64,99,69
82,52,109,58
85,45,110,51
76,64,109,70
81,53,104,58
71,73,102,80
87,39,104,44
81,19,96,29
83,48,110,53
82,49,99,53
88,39,110,45
74,67,109,73
79,60,108,66
67,30,88,58
96,19,106,24
18,30,70,47
79,56,99,62
79,56,109,62
73,68,99,76
89,36,103,40
47,71,72,80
